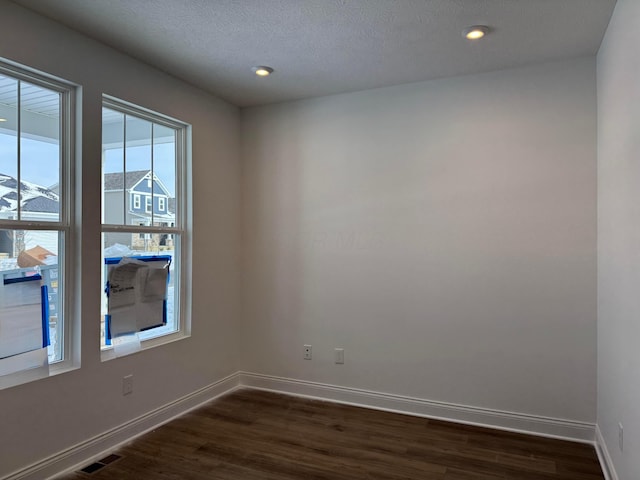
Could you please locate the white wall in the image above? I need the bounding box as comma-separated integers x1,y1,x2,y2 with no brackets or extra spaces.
0,3,240,477
597,0,640,477
241,58,597,423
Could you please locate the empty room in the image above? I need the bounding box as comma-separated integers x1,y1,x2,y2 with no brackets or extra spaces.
0,0,636,479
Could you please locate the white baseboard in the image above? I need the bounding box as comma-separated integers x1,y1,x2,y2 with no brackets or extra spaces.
595,424,620,480
238,372,596,443
3,371,600,480
4,372,241,480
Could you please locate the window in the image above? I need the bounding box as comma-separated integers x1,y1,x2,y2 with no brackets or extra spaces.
0,59,76,385
133,194,140,209
159,197,165,212
101,96,190,356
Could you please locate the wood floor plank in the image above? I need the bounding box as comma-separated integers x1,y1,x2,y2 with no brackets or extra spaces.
443,468,504,480
54,389,603,480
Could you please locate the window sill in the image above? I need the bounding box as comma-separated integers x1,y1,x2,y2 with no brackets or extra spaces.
0,357,79,391
100,329,190,362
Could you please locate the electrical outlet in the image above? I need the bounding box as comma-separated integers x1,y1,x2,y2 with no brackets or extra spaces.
619,422,624,451
334,348,344,364
303,345,312,360
123,374,133,396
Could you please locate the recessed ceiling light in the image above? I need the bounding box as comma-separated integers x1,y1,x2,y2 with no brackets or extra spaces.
253,66,274,77
0,118,6,122
463,25,489,40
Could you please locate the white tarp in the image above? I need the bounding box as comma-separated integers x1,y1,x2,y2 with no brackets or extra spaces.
107,257,168,338
0,279,42,359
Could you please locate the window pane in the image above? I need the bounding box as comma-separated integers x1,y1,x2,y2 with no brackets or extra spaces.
0,75,18,189
0,229,62,363
20,82,60,222
102,108,125,225
126,116,152,219
101,232,178,348
153,124,176,224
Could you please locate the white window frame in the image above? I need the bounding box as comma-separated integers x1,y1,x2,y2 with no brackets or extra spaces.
158,197,165,212
101,95,191,360
145,195,152,213
0,59,78,389
133,193,140,209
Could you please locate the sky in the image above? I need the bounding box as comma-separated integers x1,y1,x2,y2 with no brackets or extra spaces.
0,133,176,196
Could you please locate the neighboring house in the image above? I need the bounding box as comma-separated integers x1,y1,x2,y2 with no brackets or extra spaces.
0,173,60,257
103,170,175,250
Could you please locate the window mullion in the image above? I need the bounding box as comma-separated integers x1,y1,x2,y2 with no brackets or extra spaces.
59,91,65,225
175,129,183,230
0,220,69,230
101,224,182,234
16,80,21,221
122,114,127,226
151,124,155,226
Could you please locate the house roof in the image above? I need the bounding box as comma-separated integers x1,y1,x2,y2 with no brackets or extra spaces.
104,170,173,198
103,170,148,191
0,173,59,214
23,196,59,213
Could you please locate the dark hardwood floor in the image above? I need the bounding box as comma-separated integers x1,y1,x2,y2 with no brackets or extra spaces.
57,389,604,479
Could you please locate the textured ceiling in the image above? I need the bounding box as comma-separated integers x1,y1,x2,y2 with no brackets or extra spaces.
12,0,616,107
